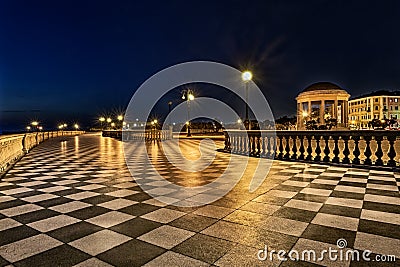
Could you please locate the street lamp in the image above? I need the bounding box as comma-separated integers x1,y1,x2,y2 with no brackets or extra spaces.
26,126,31,131
242,70,252,130
117,115,123,121
106,118,112,123
74,124,79,129
182,89,195,137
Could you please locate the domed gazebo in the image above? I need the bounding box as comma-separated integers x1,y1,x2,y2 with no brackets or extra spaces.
296,82,350,129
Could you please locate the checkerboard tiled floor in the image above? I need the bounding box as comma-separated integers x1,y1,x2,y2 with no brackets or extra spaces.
0,133,399,266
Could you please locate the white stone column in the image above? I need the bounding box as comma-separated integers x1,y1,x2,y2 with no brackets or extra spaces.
319,100,325,124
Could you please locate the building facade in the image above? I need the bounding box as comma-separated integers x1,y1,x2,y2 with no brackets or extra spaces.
348,91,400,128
296,82,351,129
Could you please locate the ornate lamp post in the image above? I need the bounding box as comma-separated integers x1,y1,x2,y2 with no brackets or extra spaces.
242,71,252,130
182,89,194,137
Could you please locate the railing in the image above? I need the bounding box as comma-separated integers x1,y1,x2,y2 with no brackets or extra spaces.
102,129,173,141
223,130,400,168
0,131,85,173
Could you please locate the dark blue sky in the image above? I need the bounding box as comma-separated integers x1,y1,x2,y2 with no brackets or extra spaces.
1,0,400,131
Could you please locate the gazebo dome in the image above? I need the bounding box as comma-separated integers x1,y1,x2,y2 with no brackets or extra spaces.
301,82,346,94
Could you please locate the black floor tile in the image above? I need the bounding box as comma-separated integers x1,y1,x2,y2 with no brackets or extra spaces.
110,217,161,238
48,221,103,243
97,239,165,267
0,225,39,246
330,190,365,200
13,244,91,267
123,192,152,202
301,224,356,248
172,233,234,264
358,219,400,240
319,204,361,218
14,209,61,224
363,201,400,214
293,193,328,203
81,195,116,205
67,206,111,220
169,214,217,232
119,203,159,216
36,197,71,208
273,207,317,223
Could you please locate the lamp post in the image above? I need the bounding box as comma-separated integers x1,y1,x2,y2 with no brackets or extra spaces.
31,121,39,131
117,115,123,129
242,71,252,130
99,117,105,130
182,90,194,137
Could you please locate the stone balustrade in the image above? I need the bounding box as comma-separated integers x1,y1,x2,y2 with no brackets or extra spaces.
103,129,173,141
223,130,400,168
0,131,85,173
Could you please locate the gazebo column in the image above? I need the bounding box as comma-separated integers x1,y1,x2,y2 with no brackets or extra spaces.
319,100,325,124
334,99,338,119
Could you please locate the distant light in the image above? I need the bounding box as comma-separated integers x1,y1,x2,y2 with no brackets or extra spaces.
186,121,189,125
173,122,176,125
58,125,63,129
140,124,144,127
242,71,252,82
74,124,79,129
26,126,31,130
153,119,158,124
111,122,116,127
182,95,185,100
136,118,139,121
31,121,39,126
106,118,112,123
117,115,123,121
63,124,67,127
188,94,194,101
237,119,242,123
122,122,127,126
302,111,308,117
133,123,137,127
151,121,155,125
99,117,105,122
38,126,43,130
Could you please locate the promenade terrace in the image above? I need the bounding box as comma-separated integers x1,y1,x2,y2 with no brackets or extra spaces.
0,133,399,266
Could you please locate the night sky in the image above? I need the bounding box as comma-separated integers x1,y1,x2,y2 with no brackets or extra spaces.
1,0,400,131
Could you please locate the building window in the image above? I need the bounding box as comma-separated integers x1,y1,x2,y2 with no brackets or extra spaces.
375,98,378,102
396,106,399,110
395,98,398,103
375,106,379,110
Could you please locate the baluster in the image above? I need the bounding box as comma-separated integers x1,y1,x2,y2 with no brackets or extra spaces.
352,135,361,165
277,136,284,159
260,136,266,157
298,135,305,160
314,136,321,162
323,135,330,162
265,136,271,158
363,135,372,165
305,135,313,161
332,136,340,163
342,135,350,164
291,134,298,160
284,136,290,159
387,134,397,167
375,135,384,166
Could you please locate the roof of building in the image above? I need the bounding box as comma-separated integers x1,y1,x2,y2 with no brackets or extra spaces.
301,82,345,93
351,90,400,100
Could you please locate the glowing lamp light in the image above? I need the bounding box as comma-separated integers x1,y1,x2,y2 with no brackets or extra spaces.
74,124,79,129
302,111,308,117
38,126,43,130
186,121,189,125
188,94,194,101
26,126,31,130
117,115,123,121
237,119,242,123
242,71,252,82
63,124,67,127
106,118,112,123
153,119,158,124
31,121,39,126
99,117,105,122
151,121,155,125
